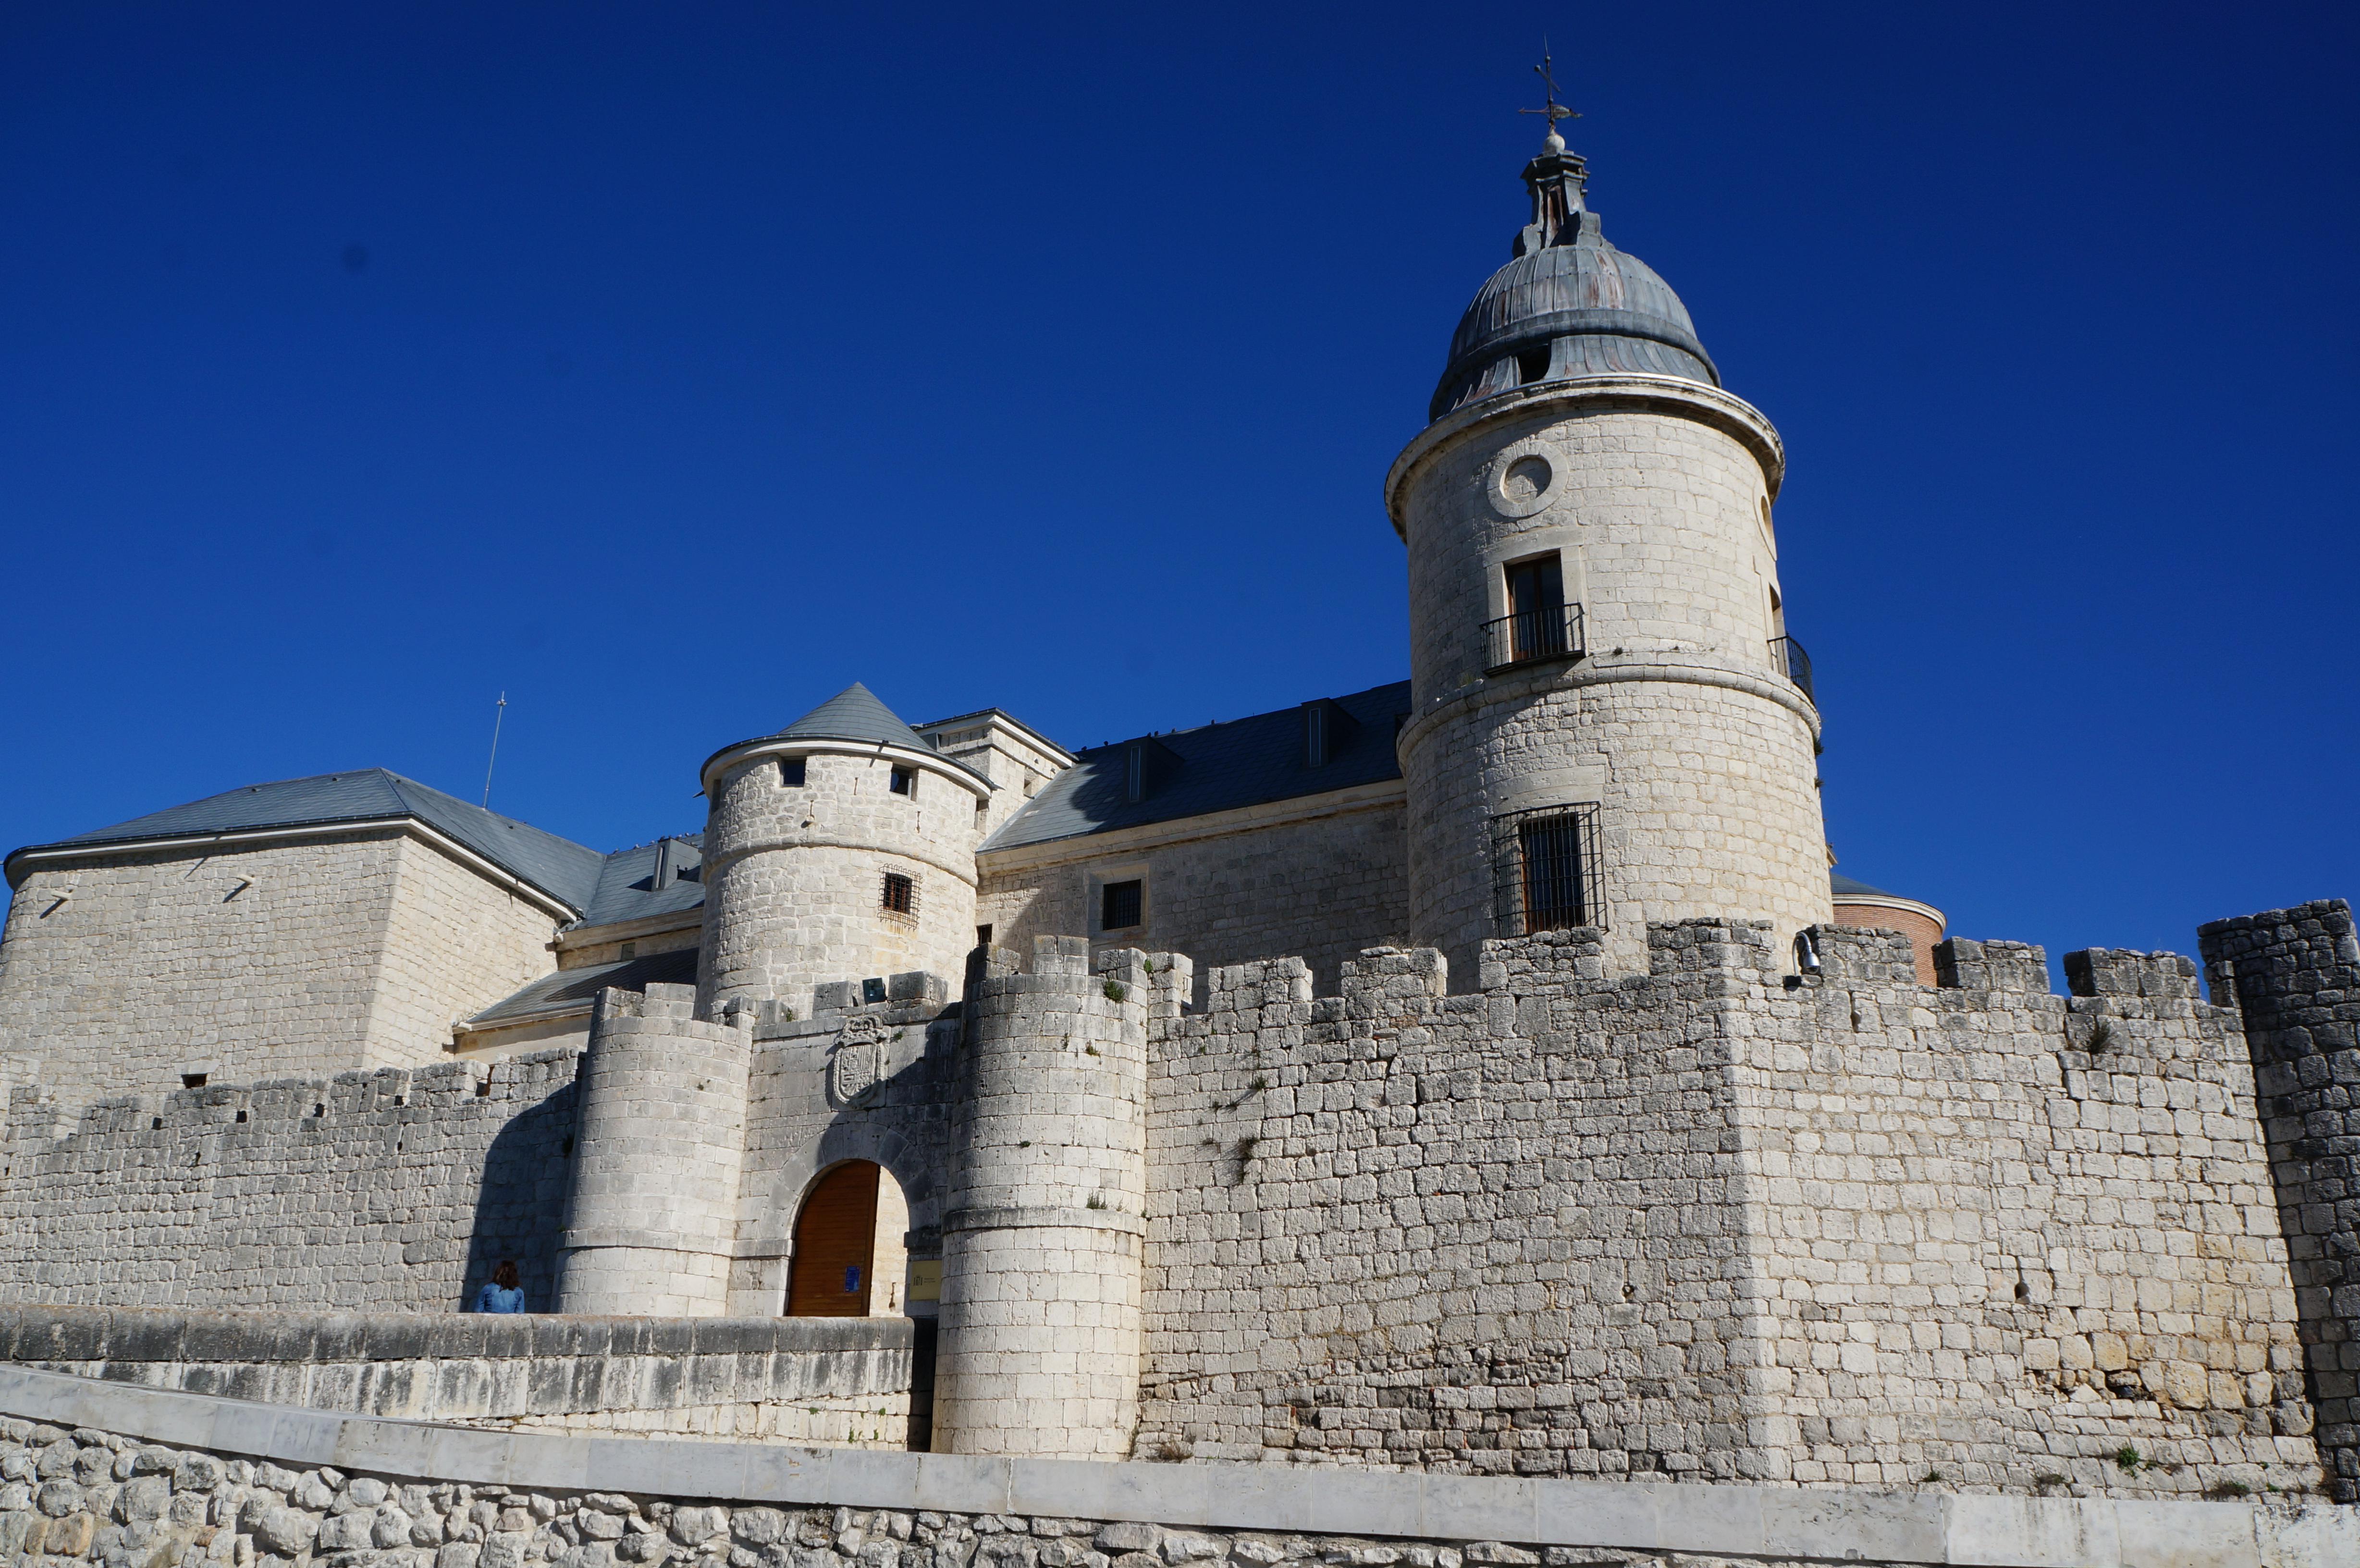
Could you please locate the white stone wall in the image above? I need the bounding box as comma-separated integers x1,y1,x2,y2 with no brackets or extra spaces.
731,1001,958,1318
977,793,1412,998
932,940,1158,1458
0,833,558,1106
1401,669,1828,982
1130,925,2322,1497
367,835,566,1061
555,984,754,1317
1390,383,1830,979
0,1051,579,1311
700,749,983,1020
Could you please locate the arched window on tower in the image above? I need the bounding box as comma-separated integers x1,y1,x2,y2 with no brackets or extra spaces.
786,1160,911,1317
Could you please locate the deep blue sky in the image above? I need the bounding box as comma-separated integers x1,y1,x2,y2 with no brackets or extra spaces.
3,3,2354,972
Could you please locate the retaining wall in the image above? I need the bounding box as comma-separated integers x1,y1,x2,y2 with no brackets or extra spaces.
0,1367,2354,1568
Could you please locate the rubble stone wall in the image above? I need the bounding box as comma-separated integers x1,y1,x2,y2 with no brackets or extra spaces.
4,1367,2355,1568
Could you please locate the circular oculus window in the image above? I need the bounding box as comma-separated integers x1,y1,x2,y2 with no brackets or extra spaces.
1488,447,1558,519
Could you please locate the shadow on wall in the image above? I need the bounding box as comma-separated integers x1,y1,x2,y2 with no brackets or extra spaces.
462,1079,578,1312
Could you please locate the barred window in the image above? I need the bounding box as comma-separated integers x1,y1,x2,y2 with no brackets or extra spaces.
1101,879,1143,931
882,872,917,917
1493,805,1603,936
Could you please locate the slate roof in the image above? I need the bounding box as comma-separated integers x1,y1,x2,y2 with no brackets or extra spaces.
464,948,701,1028
1831,870,1943,910
704,683,988,785
6,769,605,913
576,835,706,929
983,681,1414,854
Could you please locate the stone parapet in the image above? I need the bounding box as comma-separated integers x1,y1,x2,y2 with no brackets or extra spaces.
0,1306,919,1448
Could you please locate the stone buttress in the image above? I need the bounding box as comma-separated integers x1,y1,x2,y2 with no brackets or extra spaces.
931,936,1186,1457
554,982,755,1315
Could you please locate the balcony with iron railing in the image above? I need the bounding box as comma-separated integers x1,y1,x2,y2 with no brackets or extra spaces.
1483,603,1586,674
1770,635,1813,705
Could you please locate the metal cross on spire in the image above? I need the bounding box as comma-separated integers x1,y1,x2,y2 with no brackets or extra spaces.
1519,47,1580,140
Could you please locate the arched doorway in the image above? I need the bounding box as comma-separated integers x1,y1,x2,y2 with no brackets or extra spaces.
786,1161,910,1316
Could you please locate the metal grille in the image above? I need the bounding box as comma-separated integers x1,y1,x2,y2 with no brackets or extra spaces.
1101,879,1143,931
1493,805,1604,937
881,872,918,917
1770,635,1814,705
1484,603,1585,674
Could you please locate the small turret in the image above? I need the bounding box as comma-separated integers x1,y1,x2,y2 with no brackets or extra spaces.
931,937,1177,1458
697,684,992,1021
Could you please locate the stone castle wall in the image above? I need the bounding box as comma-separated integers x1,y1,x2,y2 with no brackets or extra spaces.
0,1050,579,1314
977,795,1411,997
0,833,557,1107
2200,900,2360,1502
1133,923,2321,1499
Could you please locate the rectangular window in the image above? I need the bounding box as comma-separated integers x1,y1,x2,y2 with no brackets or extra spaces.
1492,805,1604,936
1503,555,1567,663
975,923,994,947
882,872,916,916
889,764,915,796
779,757,806,787
1101,879,1143,931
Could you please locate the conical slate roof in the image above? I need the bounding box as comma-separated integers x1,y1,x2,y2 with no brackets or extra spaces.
772,683,934,751
702,683,990,785
4,769,605,913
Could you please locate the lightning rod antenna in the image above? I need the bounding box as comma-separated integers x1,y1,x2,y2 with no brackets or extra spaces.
482,692,508,808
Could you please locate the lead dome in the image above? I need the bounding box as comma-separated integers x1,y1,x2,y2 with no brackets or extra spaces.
1429,139,1718,421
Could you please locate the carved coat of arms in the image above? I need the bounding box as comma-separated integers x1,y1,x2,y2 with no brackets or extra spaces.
830,1012,885,1105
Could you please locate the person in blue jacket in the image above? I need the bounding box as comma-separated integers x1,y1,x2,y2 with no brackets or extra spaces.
472,1259,525,1313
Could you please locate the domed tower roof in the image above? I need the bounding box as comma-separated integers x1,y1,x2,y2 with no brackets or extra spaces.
1429,136,1718,422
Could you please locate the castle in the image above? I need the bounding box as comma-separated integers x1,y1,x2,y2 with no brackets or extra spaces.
3,125,2357,1523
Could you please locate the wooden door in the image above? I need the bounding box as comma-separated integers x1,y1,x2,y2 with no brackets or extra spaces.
786,1161,879,1316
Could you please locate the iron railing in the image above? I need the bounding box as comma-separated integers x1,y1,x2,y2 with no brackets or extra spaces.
1492,804,1605,937
1771,635,1814,705
1483,602,1586,674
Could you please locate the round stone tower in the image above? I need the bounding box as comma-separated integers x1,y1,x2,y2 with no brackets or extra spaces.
697,683,991,1020
1387,134,1830,980
932,938,1151,1458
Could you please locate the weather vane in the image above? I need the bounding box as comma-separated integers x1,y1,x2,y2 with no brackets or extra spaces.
1519,47,1579,140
